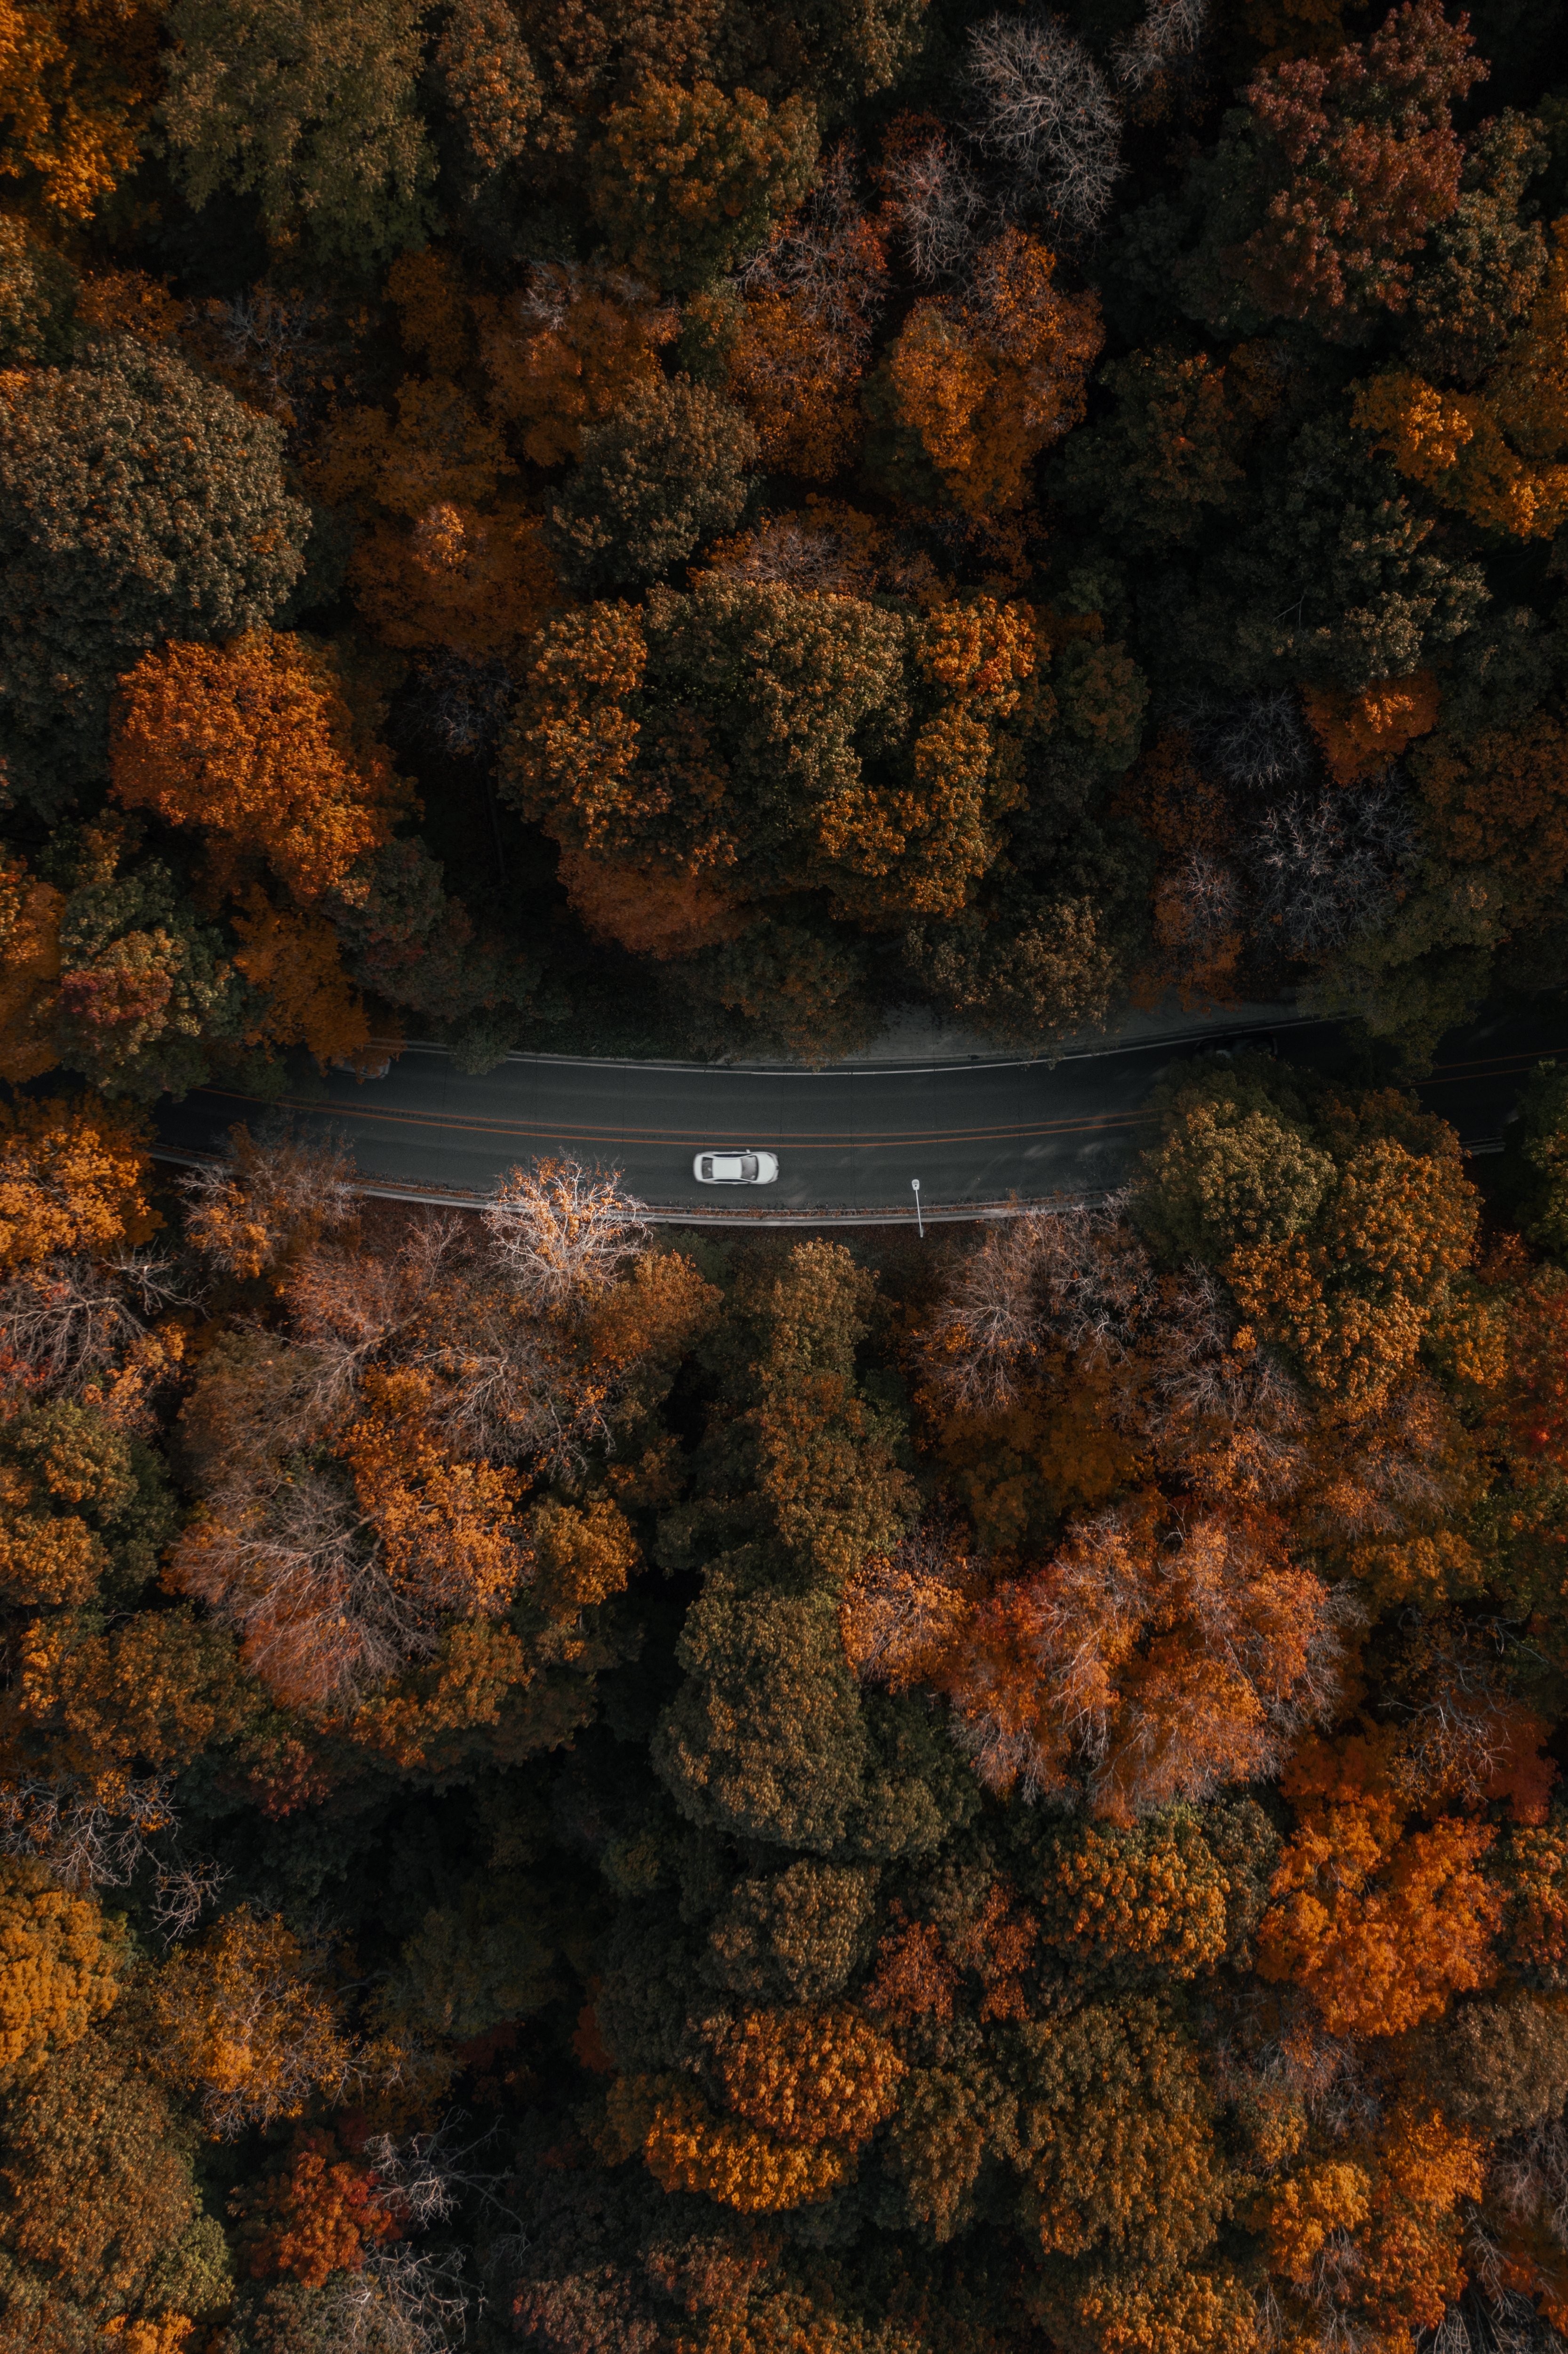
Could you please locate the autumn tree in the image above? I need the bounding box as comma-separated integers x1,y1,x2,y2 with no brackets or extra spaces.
1137,1068,1480,1414
0,0,161,220
725,142,890,481
907,892,1120,1049
545,374,758,590
0,1093,155,1272
472,263,676,469
0,1398,173,1610
151,1908,356,2137
1226,0,1484,337
161,0,436,272
848,1495,1342,1820
310,367,556,667
588,79,818,295
1352,227,1568,540
1299,667,1439,783
179,1126,357,1283
511,0,924,160
0,338,307,810
235,2128,399,2287
864,228,1103,517
0,1857,123,2084
1400,110,1551,385
51,826,244,1101
1216,413,1487,692
111,631,412,909
434,0,539,180
164,1174,712,1740
503,579,1047,939
0,847,64,1085
0,215,78,361
704,1861,877,2004
1055,346,1245,550
1256,1731,1501,2035
0,2029,219,2328
651,1243,983,1862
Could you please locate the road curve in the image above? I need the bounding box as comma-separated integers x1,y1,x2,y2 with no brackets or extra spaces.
152,1009,1568,1221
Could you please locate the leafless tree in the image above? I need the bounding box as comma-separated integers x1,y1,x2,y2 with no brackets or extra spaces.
1158,850,1241,956
1113,0,1207,94
186,286,364,434
177,1464,433,1706
325,2245,474,2353
414,654,516,758
0,1772,174,1890
483,1158,648,1313
967,13,1122,236
1248,784,1415,958
0,1247,189,1395
152,1854,231,1943
922,1197,1157,1410
879,128,986,281
734,140,889,339
363,2115,511,2233
1204,690,1312,791
180,1125,357,1280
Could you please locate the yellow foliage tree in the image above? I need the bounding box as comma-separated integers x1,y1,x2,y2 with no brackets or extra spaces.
151,1907,356,2136
0,1092,157,1272
0,1856,122,2084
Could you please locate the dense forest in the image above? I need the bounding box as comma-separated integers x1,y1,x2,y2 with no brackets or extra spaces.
6,0,1568,2347
14,1077,1568,2354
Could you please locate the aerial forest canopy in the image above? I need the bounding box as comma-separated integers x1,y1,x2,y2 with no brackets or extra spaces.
7,0,1568,2349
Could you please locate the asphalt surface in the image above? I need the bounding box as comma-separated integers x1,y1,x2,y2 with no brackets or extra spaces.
152,1004,1568,1221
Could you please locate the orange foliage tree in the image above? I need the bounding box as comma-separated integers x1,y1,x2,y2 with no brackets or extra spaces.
1300,669,1440,785
1233,0,1483,335
846,1495,1343,1820
236,2126,400,2286
0,1092,156,1272
109,629,411,1066
0,0,162,221
151,1907,358,2136
110,631,410,908
474,262,676,468
865,229,1103,517
311,369,556,664
1255,1731,1502,2035
1351,231,1568,539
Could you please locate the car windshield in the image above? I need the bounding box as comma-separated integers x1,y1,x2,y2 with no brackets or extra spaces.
736,1155,758,1178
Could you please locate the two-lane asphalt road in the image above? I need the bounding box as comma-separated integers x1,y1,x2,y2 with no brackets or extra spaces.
152,1006,1568,1220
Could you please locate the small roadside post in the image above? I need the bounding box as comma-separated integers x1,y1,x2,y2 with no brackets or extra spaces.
911,1178,923,1238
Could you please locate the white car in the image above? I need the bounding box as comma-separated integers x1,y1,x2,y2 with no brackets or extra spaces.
693,1149,779,1185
